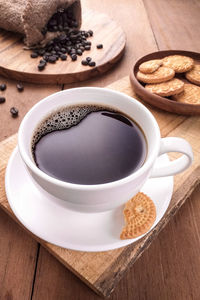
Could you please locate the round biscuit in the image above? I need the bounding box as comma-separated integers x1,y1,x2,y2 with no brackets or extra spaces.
137,67,175,84
139,59,163,74
172,83,200,104
186,64,200,85
120,192,156,239
145,78,184,97
163,55,194,73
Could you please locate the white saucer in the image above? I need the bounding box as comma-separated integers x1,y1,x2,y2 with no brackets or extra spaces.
5,148,173,252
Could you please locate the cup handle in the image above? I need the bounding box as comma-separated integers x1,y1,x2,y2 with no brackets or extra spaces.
150,137,193,178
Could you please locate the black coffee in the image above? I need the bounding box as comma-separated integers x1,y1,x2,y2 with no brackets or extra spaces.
32,105,147,185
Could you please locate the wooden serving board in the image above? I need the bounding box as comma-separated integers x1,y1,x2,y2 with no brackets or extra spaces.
0,76,200,297
0,10,125,84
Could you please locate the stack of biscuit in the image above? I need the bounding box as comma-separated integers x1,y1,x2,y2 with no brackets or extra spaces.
137,55,200,104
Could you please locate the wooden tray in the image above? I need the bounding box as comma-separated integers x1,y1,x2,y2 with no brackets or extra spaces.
130,50,200,115
0,76,200,297
0,10,125,84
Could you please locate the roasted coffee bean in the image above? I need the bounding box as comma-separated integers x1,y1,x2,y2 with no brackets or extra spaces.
85,41,91,46
89,61,96,67
54,45,60,52
43,55,49,62
59,34,67,41
38,49,46,56
49,19,57,27
51,50,57,55
88,30,93,36
17,83,24,92
80,46,85,51
64,26,69,32
97,44,103,49
48,27,54,32
61,48,67,53
70,48,76,54
31,52,38,58
0,83,7,91
0,97,5,103
41,27,47,35
10,107,18,118
58,25,63,31
81,60,88,66
38,62,46,71
48,56,57,63
85,45,91,51
60,54,67,60
71,54,77,61
86,57,92,62
73,21,78,28
40,59,47,65
76,49,82,56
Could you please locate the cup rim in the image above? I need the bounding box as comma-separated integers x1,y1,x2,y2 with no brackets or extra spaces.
18,87,161,191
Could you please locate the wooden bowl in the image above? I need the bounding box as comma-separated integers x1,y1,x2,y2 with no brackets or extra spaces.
130,50,200,115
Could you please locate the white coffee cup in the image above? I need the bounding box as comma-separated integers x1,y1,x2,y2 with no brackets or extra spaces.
18,87,193,212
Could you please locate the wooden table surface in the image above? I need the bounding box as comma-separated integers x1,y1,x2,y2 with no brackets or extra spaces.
1,1,200,299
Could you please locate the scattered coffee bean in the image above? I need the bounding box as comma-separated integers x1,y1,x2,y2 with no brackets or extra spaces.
81,60,88,66
0,83,7,91
16,83,24,92
88,30,93,36
86,57,92,62
40,59,47,65
38,62,46,71
85,45,91,51
60,54,67,61
89,61,96,67
10,107,18,118
0,96,5,103
71,54,77,61
31,52,38,58
48,56,57,63
61,48,67,53
97,44,103,49
76,49,82,56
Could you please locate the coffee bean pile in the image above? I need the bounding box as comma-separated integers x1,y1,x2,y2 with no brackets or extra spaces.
42,6,78,35
31,29,96,71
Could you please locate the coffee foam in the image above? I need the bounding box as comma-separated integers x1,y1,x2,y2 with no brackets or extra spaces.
31,104,112,153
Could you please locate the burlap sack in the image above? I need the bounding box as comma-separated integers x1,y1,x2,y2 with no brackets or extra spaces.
0,0,81,47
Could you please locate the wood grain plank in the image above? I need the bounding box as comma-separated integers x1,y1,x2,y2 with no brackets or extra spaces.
0,74,61,300
0,208,38,300
143,0,200,52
